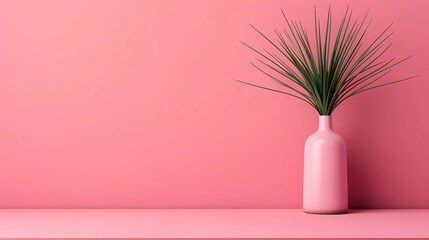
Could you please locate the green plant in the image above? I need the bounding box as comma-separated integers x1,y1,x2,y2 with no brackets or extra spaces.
235,7,417,115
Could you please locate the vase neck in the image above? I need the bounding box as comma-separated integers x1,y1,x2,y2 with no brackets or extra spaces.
318,115,333,131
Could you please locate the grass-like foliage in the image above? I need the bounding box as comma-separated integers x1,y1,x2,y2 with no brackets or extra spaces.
235,7,417,115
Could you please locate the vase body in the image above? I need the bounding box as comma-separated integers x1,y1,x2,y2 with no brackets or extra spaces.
303,116,348,214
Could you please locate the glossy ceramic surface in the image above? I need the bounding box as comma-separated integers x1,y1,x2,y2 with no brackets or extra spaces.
304,116,348,214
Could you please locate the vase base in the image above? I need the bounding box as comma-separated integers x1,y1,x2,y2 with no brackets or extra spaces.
303,209,348,215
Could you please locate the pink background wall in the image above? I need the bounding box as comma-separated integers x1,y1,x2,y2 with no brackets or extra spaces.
0,0,427,209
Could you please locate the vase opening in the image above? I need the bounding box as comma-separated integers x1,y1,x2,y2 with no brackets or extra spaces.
318,115,333,131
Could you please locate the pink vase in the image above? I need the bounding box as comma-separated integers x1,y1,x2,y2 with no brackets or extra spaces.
303,115,348,214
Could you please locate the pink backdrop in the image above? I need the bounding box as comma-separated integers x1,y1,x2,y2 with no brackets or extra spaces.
0,0,428,208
